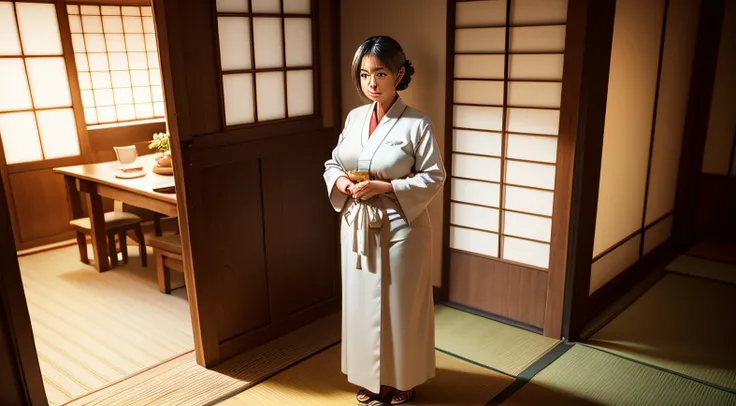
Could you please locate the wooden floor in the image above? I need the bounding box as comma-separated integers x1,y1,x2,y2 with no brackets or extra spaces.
18,242,193,405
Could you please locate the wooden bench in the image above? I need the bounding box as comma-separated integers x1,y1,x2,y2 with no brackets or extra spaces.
148,234,184,294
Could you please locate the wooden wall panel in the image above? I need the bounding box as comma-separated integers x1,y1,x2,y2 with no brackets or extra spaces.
9,170,74,245
88,121,167,163
449,251,547,329
198,159,270,342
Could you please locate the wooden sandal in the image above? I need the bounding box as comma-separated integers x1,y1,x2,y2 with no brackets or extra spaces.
366,387,397,406
357,388,376,404
391,389,415,405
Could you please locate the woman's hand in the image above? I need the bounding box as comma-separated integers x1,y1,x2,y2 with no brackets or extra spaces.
335,176,355,195
352,180,393,200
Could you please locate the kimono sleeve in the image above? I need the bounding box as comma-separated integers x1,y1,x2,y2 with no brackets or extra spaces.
323,111,352,212
391,121,446,223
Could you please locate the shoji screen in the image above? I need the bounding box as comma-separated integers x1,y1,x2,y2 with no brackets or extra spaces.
215,0,316,126
0,1,82,165
701,0,735,177
449,0,567,269
590,0,701,293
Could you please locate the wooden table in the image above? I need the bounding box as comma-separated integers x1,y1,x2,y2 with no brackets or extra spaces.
54,154,177,272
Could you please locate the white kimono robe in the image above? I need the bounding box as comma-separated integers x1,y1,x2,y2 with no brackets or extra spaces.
323,98,446,393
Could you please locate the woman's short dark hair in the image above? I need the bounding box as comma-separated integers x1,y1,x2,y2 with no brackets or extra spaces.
351,36,415,98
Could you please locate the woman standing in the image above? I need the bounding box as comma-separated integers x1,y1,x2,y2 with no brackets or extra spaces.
323,36,445,406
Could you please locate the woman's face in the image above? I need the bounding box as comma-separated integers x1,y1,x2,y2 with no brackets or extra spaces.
360,54,403,105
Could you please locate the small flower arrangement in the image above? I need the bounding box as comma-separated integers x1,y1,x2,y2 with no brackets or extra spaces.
149,132,170,153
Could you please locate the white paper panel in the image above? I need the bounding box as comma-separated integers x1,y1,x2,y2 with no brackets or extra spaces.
127,52,147,69
101,6,120,16
0,3,21,56
151,85,164,103
223,73,254,125
74,53,89,71
88,53,109,71
82,15,103,34
645,0,701,222
502,236,549,268
97,106,116,122
508,82,562,108
80,5,100,15
154,102,165,117
83,108,97,124
94,89,114,106
643,215,673,255
149,69,161,86
451,178,500,208
454,80,504,105
119,105,135,121
126,34,145,51
450,226,499,257
509,54,564,80
455,28,505,53
453,105,503,131
456,0,507,27
283,0,311,14
80,90,95,108
106,34,126,52
510,0,568,25
593,0,665,257
285,18,312,66
91,71,112,89
453,153,501,182
114,88,133,104
122,7,140,16
133,87,151,103
503,211,551,242
147,52,159,69
143,17,154,34
85,34,106,52
217,0,249,12
142,6,152,17
16,3,62,55
504,185,553,216
256,72,285,121
67,5,79,15
37,108,80,159
71,34,85,52
0,59,32,112
77,72,92,90
145,34,157,51
0,112,42,164
452,129,502,157
510,26,566,53
590,234,640,294
254,18,283,68
507,108,560,135
69,15,83,34
130,70,150,86
112,71,131,87
451,202,499,232
26,58,71,109
287,70,313,117
701,0,736,175
123,16,143,33
218,17,252,71
103,16,123,33
505,160,556,189
455,55,505,79
135,103,153,119
252,0,281,13
506,133,557,163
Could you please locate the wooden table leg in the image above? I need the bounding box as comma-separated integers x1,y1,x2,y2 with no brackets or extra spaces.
85,192,109,272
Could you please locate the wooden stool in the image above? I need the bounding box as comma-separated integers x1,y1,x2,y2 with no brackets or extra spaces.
148,234,183,294
70,211,147,268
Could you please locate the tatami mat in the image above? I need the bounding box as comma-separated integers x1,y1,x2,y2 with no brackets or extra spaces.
503,344,736,406
222,345,514,406
68,312,341,406
586,273,736,391
18,244,191,405
666,255,736,285
434,304,559,376
687,240,736,265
